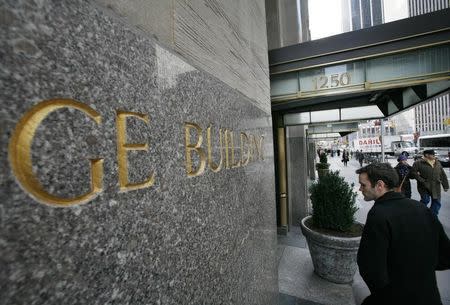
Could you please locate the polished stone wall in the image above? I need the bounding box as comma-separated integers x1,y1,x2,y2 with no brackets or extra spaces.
95,0,270,113
0,1,278,304
286,126,309,226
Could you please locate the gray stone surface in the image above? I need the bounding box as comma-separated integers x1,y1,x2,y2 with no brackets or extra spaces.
95,0,271,114
286,125,309,226
278,246,356,305
0,1,278,304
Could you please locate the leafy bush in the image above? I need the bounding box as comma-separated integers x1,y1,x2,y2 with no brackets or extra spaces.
309,170,358,232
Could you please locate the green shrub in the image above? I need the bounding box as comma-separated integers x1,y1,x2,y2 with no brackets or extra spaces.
309,170,358,232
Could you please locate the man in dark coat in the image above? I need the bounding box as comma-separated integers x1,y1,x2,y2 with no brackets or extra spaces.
413,149,449,215
356,163,450,305
357,150,364,167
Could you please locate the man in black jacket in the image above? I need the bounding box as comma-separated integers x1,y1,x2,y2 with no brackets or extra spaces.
356,163,450,305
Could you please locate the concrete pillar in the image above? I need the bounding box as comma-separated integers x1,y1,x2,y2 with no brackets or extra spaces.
286,125,309,226
308,141,317,181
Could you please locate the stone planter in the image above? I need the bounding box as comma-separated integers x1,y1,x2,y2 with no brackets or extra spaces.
315,163,330,180
300,215,361,284
316,168,329,179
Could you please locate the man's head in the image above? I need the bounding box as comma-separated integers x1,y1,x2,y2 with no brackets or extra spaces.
355,163,399,201
423,149,435,161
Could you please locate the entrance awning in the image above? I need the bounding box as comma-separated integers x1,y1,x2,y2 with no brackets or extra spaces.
270,9,450,126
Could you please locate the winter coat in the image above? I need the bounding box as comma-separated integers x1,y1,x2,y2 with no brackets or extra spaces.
358,192,450,305
413,158,449,200
394,163,415,197
342,152,349,162
357,152,364,161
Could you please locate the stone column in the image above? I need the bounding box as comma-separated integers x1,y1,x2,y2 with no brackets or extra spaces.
308,141,317,180
286,125,309,226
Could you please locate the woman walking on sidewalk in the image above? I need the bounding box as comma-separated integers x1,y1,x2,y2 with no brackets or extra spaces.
394,154,415,198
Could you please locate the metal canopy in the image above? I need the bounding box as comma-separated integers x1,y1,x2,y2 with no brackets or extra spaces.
269,9,450,74
275,79,449,119
292,121,359,134
270,9,450,127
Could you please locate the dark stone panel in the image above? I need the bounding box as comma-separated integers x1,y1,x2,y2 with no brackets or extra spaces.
0,1,278,304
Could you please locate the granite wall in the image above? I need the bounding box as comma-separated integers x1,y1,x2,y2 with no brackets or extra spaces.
95,0,270,113
0,1,278,304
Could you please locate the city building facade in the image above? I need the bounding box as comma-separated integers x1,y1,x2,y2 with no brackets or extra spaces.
409,0,450,135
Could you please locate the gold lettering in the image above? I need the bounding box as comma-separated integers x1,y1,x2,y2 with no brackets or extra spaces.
8,99,103,206
230,130,241,168
184,122,206,177
224,129,241,168
253,135,265,160
248,134,255,162
240,132,250,166
224,129,231,169
116,110,155,192
206,125,223,173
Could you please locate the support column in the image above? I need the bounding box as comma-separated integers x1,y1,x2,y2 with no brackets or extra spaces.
308,141,316,180
286,125,309,226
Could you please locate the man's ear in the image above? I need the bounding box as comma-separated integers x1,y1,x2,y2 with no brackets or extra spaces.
376,180,385,189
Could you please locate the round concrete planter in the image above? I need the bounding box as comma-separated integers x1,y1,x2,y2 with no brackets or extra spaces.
316,168,329,179
300,215,361,284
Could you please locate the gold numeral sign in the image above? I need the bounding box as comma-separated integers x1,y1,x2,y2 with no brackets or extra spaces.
312,72,351,90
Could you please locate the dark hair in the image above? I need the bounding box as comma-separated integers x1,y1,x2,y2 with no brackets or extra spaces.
355,163,399,189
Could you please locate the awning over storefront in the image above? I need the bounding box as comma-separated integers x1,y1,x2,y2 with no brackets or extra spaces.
270,9,450,132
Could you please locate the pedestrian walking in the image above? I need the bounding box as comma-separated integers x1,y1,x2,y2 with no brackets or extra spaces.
413,149,449,216
394,154,415,198
342,149,349,167
356,163,450,305
357,150,364,167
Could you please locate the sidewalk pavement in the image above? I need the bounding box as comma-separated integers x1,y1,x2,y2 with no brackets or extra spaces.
278,155,450,305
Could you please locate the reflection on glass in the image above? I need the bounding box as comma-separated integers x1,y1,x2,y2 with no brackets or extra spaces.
366,44,450,82
271,72,299,96
341,106,384,120
284,112,311,125
310,109,340,123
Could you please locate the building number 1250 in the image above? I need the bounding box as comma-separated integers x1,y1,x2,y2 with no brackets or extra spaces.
312,72,351,90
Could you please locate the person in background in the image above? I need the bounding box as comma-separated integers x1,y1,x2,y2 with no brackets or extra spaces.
342,149,349,167
413,149,449,216
357,150,365,167
394,154,415,199
356,163,450,305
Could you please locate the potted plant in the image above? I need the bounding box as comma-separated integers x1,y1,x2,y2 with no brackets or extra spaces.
315,152,330,179
300,170,362,284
